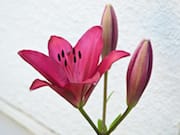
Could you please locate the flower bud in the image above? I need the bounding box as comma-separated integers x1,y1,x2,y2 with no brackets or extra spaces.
101,4,118,58
127,40,153,108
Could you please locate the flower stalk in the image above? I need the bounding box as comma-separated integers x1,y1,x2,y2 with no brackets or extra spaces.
79,107,101,135
107,107,132,135
102,71,108,132
101,4,119,133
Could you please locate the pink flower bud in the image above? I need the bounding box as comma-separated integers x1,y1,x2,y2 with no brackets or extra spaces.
101,4,118,58
127,40,153,108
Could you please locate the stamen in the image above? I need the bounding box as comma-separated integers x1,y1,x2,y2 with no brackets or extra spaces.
73,48,75,55
61,50,65,57
64,59,67,66
78,51,82,59
73,56,76,63
57,54,61,61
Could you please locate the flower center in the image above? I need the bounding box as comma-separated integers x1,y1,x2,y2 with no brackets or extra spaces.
57,48,83,82
57,48,82,67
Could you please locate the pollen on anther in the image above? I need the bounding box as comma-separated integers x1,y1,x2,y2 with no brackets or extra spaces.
58,54,61,61
61,50,65,57
74,56,76,63
73,48,75,55
78,51,82,59
64,59,67,66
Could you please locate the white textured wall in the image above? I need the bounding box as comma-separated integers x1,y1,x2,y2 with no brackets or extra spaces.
0,0,180,135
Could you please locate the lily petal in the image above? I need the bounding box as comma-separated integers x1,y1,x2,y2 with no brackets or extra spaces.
48,36,79,82
18,50,68,87
74,26,103,80
30,79,79,107
30,79,50,90
48,36,72,63
30,79,91,108
98,50,130,75
81,72,100,84
83,84,96,105
51,84,79,107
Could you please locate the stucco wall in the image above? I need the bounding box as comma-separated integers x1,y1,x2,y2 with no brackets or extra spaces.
0,0,180,135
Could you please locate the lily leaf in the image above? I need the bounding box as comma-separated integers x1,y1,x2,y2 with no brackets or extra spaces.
98,119,107,132
109,114,122,130
98,119,103,131
106,91,114,103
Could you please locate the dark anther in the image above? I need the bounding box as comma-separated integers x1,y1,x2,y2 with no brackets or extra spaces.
61,50,65,57
73,56,76,63
73,48,75,55
78,51,82,59
57,54,61,61
64,59,67,66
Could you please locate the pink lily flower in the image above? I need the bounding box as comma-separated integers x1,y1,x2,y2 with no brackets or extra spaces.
126,40,153,108
18,26,129,108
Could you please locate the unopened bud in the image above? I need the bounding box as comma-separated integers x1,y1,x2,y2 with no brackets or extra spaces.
127,40,153,108
101,4,118,58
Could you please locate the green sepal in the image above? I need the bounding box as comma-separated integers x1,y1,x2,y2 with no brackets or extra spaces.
98,119,107,132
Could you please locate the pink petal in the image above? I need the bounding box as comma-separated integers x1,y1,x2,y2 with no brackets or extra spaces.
30,78,80,107
50,84,79,107
30,79,50,90
48,36,77,82
18,50,68,87
48,36,72,63
81,72,100,84
83,84,96,105
74,26,103,80
62,72,100,107
98,50,130,75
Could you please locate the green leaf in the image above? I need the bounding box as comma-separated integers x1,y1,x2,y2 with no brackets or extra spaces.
109,114,122,130
97,119,107,132
97,119,103,132
106,91,114,103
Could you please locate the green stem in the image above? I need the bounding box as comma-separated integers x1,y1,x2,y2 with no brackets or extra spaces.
79,107,100,135
107,107,132,135
102,72,108,132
